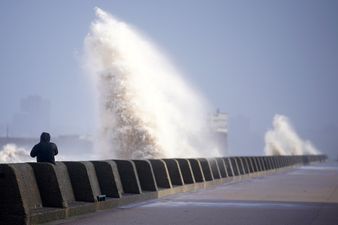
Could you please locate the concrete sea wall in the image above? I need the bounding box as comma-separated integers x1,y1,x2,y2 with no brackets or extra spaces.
0,155,327,225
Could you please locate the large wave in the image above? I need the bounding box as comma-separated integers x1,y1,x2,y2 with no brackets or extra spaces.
84,8,221,159
265,114,320,155
0,144,32,163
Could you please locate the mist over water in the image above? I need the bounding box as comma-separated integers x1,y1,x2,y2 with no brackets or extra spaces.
265,114,320,156
84,8,221,159
0,143,95,163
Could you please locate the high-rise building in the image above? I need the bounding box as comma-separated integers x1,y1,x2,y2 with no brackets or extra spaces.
10,96,50,137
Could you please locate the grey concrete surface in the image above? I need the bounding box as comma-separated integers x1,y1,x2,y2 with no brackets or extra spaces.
46,162,338,225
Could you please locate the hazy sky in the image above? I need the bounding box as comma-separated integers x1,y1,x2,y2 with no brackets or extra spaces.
0,1,337,157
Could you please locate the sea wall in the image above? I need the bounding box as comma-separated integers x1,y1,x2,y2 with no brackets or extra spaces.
0,155,327,225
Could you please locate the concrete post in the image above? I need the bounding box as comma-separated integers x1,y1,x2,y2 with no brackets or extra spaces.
92,161,123,198
133,160,158,191
223,158,234,177
209,158,221,179
162,159,184,186
64,162,101,202
148,159,172,189
216,157,228,178
188,159,205,183
197,158,213,181
175,158,195,184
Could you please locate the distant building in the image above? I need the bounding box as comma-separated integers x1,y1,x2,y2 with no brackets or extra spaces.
10,95,50,137
209,109,228,156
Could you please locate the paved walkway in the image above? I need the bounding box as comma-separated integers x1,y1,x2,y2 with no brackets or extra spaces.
51,162,338,225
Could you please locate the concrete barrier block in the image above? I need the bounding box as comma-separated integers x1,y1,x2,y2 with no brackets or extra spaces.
263,157,270,170
223,158,234,177
242,157,249,173
284,156,289,166
273,157,278,169
216,158,228,178
252,157,260,172
209,158,221,179
287,156,292,167
0,163,41,223
261,157,269,171
64,161,101,202
270,157,277,169
29,162,68,208
289,156,294,166
284,157,288,167
302,156,310,165
259,157,267,171
187,159,205,182
30,162,96,217
276,156,280,167
246,157,255,173
267,157,275,170
281,157,287,167
278,157,284,168
271,157,277,169
240,157,250,174
283,156,288,166
149,159,172,188
289,157,295,166
133,160,158,191
161,159,183,186
247,157,255,173
113,160,142,194
162,159,184,185
235,157,245,175
236,158,243,175
229,157,240,176
92,161,123,198
198,158,213,181
272,157,278,169
175,159,195,184
257,157,264,171
0,163,65,225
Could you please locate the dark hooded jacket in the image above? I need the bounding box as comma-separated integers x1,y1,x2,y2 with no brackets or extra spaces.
30,132,58,164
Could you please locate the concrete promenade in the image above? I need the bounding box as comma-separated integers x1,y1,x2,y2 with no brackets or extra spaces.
47,161,338,225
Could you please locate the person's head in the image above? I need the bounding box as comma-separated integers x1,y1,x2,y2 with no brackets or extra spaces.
40,132,51,143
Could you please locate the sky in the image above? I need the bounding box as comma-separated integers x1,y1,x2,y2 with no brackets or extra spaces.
0,0,337,157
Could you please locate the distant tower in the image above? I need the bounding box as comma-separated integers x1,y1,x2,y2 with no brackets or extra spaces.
11,95,50,137
210,109,228,156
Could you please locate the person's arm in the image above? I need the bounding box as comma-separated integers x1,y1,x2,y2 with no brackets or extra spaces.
53,143,58,156
30,145,37,157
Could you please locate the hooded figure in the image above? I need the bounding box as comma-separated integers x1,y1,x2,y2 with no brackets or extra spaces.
30,132,58,164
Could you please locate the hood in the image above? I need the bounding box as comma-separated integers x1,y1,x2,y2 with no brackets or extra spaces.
40,132,51,143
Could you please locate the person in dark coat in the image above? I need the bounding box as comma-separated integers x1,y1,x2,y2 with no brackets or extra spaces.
30,132,58,164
